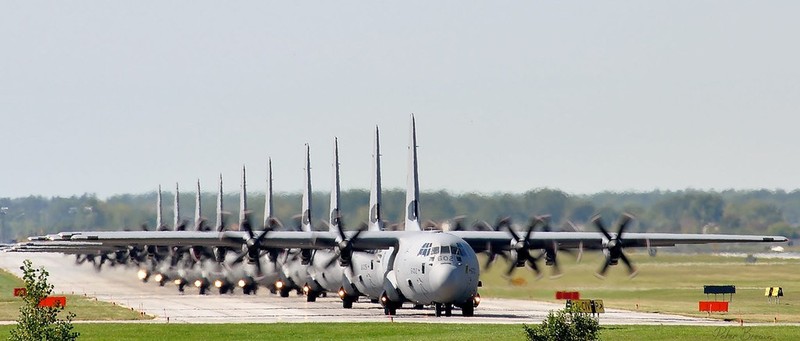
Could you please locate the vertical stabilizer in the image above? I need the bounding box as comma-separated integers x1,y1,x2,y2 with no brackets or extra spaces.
263,158,274,227
195,179,202,230
301,144,313,232
215,173,224,232
368,126,384,231
404,114,422,231
240,165,248,227
329,138,341,232
156,185,163,229
174,183,181,230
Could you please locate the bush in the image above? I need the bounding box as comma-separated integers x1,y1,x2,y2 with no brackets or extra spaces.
8,259,80,341
523,306,600,341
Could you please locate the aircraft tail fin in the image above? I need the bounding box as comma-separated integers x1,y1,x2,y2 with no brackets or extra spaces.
156,185,163,229
330,138,341,232
263,158,274,228
404,114,422,231
368,126,384,231
194,179,202,230
240,165,248,228
215,173,224,232
174,183,181,231
301,144,313,232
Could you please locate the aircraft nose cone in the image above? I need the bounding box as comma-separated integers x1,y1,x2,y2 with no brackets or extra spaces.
429,264,468,303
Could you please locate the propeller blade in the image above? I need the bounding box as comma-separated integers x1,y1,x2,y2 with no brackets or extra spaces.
592,215,614,241
506,224,521,241
255,228,270,245
231,251,247,265
324,254,339,269
505,261,517,277
254,256,263,277
617,214,633,239
524,251,541,275
524,219,537,242
619,252,637,276
597,258,612,277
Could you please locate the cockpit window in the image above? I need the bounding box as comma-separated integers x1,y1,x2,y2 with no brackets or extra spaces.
417,242,433,256
452,244,461,255
440,245,451,254
431,246,439,254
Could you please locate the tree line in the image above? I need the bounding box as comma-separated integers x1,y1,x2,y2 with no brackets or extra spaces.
1,188,799,242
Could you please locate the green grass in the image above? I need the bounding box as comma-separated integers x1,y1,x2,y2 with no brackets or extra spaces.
0,323,797,340
479,251,800,322
0,269,150,321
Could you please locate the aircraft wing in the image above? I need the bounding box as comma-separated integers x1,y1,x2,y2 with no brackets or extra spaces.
450,231,787,253
11,230,787,254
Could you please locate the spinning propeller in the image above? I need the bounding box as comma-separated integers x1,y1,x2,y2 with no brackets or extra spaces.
323,214,367,274
482,217,512,270
231,216,270,277
592,213,638,278
504,217,544,277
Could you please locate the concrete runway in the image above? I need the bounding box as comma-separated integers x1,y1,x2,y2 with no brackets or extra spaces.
0,253,733,325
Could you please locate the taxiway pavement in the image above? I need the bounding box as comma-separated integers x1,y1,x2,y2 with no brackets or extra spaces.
0,253,734,325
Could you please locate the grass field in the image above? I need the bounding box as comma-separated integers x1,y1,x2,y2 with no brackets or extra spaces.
479,251,800,323
0,323,797,340
0,268,149,321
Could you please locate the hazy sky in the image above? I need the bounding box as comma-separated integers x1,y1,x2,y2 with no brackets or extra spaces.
1,2,799,198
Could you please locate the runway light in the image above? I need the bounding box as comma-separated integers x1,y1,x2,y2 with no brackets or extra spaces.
214,280,224,288
154,274,164,283
194,280,203,288
238,279,247,288
137,269,148,280
338,287,346,299
275,280,284,289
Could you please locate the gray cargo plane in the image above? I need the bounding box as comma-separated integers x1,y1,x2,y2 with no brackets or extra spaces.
11,115,789,317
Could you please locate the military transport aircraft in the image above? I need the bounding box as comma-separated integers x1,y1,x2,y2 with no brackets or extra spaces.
10,115,789,317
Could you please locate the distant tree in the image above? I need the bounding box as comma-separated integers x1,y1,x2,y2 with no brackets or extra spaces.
566,201,596,224
767,222,799,239
9,259,79,341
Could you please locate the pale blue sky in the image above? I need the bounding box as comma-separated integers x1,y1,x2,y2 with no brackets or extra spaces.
1,2,799,198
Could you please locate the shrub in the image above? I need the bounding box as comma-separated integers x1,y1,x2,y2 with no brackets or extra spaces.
523,305,600,341
8,259,80,341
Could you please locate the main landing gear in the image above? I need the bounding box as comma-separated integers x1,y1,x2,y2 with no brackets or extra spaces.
435,296,478,317
434,303,453,317
380,294,401,315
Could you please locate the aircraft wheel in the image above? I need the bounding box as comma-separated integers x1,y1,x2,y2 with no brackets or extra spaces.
434,303,443,317
445,304,452,317
462,303,474,317
343,299,353,309
279,287,291,298
306,292,317,302
413,304,424,310
384,306,396,315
